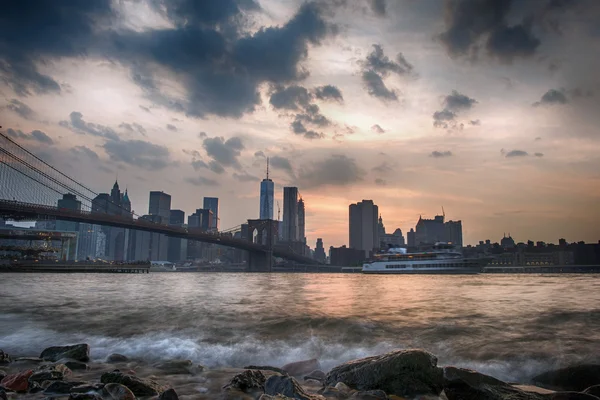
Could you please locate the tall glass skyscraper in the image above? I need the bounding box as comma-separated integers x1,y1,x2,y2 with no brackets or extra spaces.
203,197,219,231
260,158,274,219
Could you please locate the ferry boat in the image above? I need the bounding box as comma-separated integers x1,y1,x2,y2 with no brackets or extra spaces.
362,243,483,274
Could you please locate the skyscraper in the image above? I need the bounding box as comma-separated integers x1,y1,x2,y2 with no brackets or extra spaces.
349,200,379,257
260,158,274,220
149,191,171,222
282,187,298,241
445,220,463,247
203,197,219,231
407,228,416,247
298,197,305,244
314,238,326,263
168,209,187,262
56,193,81,232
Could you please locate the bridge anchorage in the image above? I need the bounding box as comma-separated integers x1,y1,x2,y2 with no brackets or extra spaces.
0,130,321,270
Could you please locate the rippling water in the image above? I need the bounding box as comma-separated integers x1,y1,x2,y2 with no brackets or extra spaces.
1,273,599,382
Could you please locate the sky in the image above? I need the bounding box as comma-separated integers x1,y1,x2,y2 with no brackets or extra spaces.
1,0,600,248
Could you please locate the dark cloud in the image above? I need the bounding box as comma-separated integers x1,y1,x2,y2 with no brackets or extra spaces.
433,109,457,129
314,85,344,102
369,0,387,17
208,160,225,174
6,99,35,119
166,124,178,132
270,84,330,139
360,44,414,101
269,85,311,110
119,122,145,135
71,145,99,160
233,172,260,182
505,149,529,158
6,128,54,145
362,70,397,101
374,178,387,186
139,105,151,112
254,150,266,158
533,89,568,106
433,90,477,129
191,159,209,171
185,176,219,187
430,150,453,158
444,90,478,111
534,152,544,157
60,111,120,141
297,154,365,189
270,155,294,175
203,136,244,169
469,119,481,126
103,139,172,170
371,124,385,134
438,0,541,63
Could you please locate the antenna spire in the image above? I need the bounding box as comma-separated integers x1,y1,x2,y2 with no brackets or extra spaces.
266,157,269,180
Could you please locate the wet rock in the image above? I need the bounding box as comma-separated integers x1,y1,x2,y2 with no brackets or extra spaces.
223,369,266,392
106,354,129,363
0,372,4,382
348,390,388,399
28,381,44,393
103,383,136,400
264,375,322,400
38,363,73,376
58,359,88,371
158,388,180,400
69,394,103,400
40,344,90,362
0,369,34,392
283,359,321,377
318,386,344,399
101,370,164,396
325,349,444,398
533,365,600,392
0,351,10,365
444,366,546,400
585,386,600,397
551,393,600,400
245,365,289,375
259,395,295,400
154,359,203,375
304,370,326,383
70,383,105,393
0,388,6,400
334,382,350,392
43,380,87,395
13,357,43,363
29,367,68,384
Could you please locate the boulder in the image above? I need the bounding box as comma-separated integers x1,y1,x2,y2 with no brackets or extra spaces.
69,394,103,400
0,351,10,365
40,344,90,362
550,393,600,400
103,383,136,400
101,370,164,396
59,360,88,371
27,381,44,393
70,383,105,393
348,390,388,399
158,388,180,400
259,395,295,400
0,388,6,400
585,386,600,398
318,386,345,399
106,354,129,363
43,380,87,395
245,365,289,375
325,349,444,398
304,370,326,383
265,375,323,400
444,366,547,400
0,369,34,392
154,359,202,375
283,359,321,377
223,369,266,392
533,365,600,392
29,368,68,384
38,363,73,376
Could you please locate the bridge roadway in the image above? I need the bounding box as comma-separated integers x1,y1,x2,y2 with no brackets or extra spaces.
0,200,319,265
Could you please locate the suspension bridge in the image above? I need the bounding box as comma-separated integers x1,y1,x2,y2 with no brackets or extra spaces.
0,130,320,270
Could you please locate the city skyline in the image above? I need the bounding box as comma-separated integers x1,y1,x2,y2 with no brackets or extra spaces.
2,1,600,248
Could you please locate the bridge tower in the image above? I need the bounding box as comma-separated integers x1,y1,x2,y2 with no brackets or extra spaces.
246,219,278,272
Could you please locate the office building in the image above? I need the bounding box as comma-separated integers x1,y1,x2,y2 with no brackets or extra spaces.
407,228,416,247
168,209,187,262
188,209,213,231
349,200,379,257
445,220,463,247
169,209,185,225
149,191,171,222
415,214,446,245
298,197,306,244
329,245,365,266
203,197,219,231
314,238,326,263
282,187,298,241
56,193,81,232
259,159,274,220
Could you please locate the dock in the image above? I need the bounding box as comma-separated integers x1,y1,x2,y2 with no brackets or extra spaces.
0,261,150,273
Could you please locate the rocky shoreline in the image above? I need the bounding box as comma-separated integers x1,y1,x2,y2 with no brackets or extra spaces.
1,345,600,400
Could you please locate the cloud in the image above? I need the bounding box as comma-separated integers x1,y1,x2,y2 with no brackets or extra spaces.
297,154,365,189
166,124,178,132
533,89,568,106
6,128,54,145
438,0,541,63
203,136,244,169
233,172,260,182
505,149,529,158
374,178,387,186
433,90,477,129
270,85,330,139
314,85,344,102
430,150,453,158
198,132,207,139
269,85,311,110
191,159,208,171
369,0,386,17
185,176,219,187
433,109,457,129
254,151,266,158
71,145,99,160
270,155,294,175
60,111,120,141
534,152,544,157
6,99,35,119
372,161,394,174
208,160,225,174
371,124,385,134
103,139,172,170
444,90,478,111
469,119,481,126
360,44,414,101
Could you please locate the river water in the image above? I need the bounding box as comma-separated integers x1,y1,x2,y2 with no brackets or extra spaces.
1,273,599,383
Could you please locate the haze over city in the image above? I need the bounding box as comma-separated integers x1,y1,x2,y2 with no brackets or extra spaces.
2,0,600,248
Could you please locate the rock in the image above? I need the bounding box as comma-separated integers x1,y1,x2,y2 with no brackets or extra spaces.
0,369,34,392
0,351,10,365
318,386,345,399
60,360,88,371
533,365,600,392
13,357,43,363
29,369,67,384
154,359,202,375
70,383,105,393
334,382,350,392
348,390,388,399
0,388,6,400
28,381,44,393
265,375,322,400
38,363,73,376
551,393,600,400
69,394,103,400
245,365,289,375
43,380,87,395
259,395,295,400
585,386,600,397
101,370,164,396
304,370,326,383
283,359,321,377
444,366,547,400
158,388,180,400
223,369,266,392
325,349,444,398
106,354,129,363
103,383,136,400
40,344,90,362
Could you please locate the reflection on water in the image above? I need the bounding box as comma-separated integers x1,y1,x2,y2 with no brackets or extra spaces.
1,273,599,382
